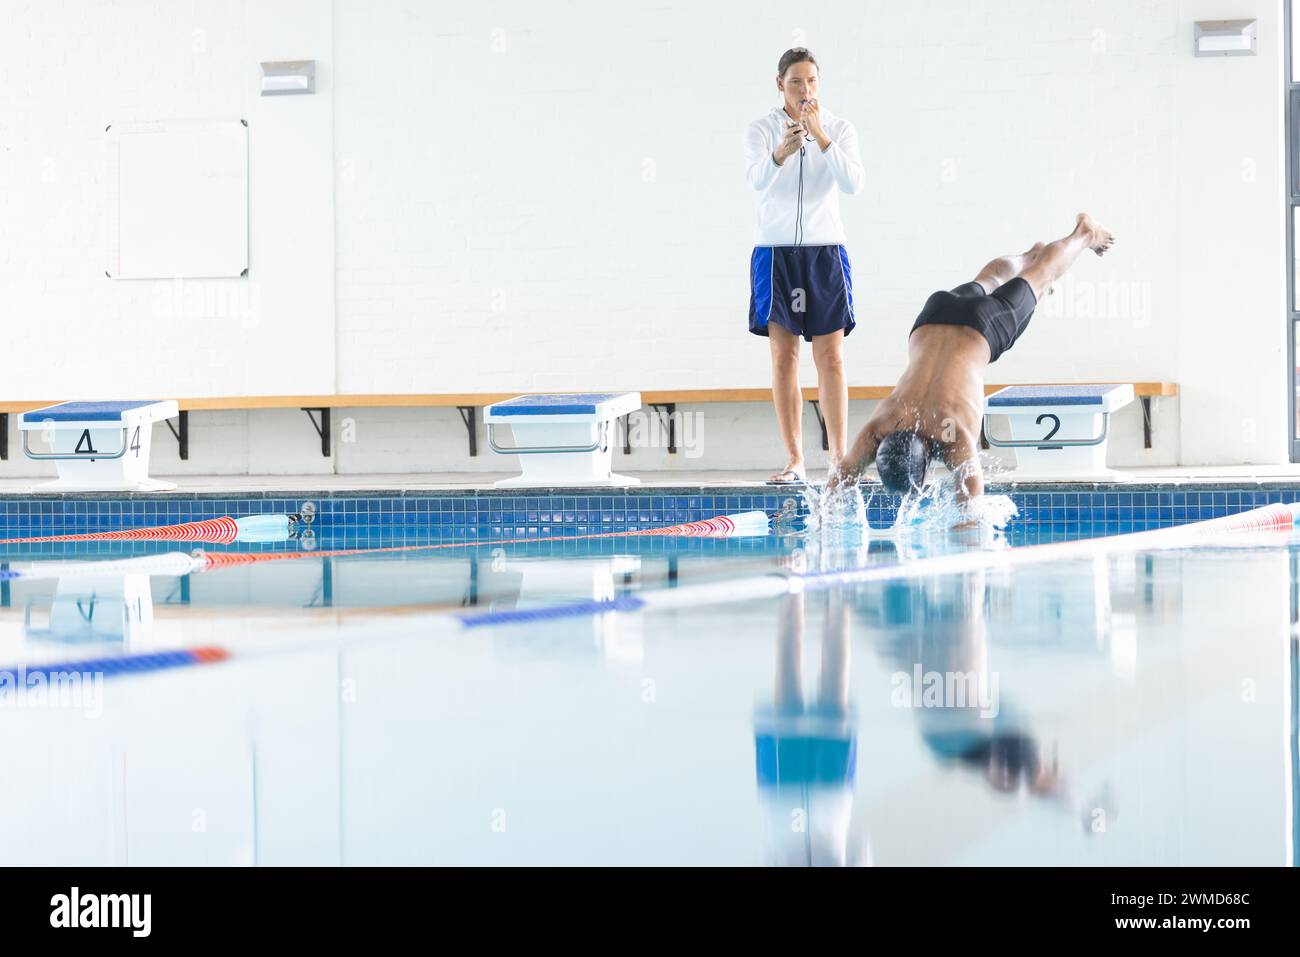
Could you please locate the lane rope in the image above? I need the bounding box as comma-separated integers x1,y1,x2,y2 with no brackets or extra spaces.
0,511,772,580
5,502,1296,679
0,513,293,546
0,516,241,545
192,510,771,570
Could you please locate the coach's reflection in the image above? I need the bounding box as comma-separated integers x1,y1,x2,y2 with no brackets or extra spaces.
753,574,870,866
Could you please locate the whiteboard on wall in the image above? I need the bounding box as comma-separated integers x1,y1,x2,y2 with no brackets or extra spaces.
107,119,249,279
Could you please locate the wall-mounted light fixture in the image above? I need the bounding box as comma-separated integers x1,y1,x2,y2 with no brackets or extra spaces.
260,60,316,95
1194,19,1257,57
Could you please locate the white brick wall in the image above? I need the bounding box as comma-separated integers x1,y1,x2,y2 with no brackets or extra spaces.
0,0,334,402
0,0,1285,477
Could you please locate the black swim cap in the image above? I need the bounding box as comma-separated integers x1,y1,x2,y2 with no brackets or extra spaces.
876,430,932,494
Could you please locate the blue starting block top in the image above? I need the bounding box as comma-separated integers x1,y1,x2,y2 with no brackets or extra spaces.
19,400,177,425
987,385,1128,408
487,392,639,417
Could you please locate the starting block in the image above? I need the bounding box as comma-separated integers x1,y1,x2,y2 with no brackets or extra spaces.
19,400,180,491
485,392,641,488
984,384,1134,477
24,569,154,646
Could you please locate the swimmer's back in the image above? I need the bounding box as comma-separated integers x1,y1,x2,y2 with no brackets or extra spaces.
876,324,989,439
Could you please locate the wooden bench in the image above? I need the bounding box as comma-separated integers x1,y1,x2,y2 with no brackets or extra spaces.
0,395,509,461
642,383,1177,454
0,382,1177,461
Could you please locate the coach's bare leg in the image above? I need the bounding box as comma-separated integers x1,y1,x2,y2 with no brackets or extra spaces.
775,591,805,710
816,590,851,715
768,323,805,481
1017,213,1115,302
812,330,848,472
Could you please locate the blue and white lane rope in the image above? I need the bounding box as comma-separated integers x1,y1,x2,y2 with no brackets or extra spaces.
0,647,229,685
466,500,1300,622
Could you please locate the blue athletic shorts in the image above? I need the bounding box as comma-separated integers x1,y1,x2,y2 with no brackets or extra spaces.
749,244,856,342
754,733,858,787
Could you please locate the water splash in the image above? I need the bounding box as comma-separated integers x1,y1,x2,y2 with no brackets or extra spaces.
892,472,1018,533
802,482,868,532
795,459,1018,545
963,494,1019,528
786,523,872,574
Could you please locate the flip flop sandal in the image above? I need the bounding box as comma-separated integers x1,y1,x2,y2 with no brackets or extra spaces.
765,469,807,486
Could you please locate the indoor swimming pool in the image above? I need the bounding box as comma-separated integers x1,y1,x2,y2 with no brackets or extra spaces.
0,485,1296,866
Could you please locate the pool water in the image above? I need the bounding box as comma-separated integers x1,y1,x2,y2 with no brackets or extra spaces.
0,499,1296,866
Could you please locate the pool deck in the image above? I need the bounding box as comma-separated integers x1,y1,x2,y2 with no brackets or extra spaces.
3,465,1300,497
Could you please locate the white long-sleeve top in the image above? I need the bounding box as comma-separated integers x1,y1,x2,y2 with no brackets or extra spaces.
744,105,865,246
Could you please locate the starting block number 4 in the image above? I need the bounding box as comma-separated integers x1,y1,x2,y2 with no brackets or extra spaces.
37,422,145,459
19,400,180,491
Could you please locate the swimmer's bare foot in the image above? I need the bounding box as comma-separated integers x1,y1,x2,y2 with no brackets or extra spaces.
1075,212,1115,255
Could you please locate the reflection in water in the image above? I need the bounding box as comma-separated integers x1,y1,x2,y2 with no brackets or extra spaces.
853,542,1117,834
0,524,1296,865
751,524,1124,866
755,589,869,866
25,572,153,647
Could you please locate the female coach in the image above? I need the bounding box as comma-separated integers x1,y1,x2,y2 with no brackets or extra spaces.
744,48,865,484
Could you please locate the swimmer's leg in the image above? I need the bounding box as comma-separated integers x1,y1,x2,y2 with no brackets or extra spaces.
1016,213,1115,301
972,242,1045,294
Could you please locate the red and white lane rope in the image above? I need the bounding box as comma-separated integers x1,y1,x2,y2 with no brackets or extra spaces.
0,511,772,579
0,516,242,545
194,510,772,570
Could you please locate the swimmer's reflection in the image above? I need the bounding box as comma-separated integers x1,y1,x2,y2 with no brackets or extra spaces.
753,587,871,866
855,541,1113,828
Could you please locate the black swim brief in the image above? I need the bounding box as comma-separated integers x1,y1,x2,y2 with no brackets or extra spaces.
908,276,1038,363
